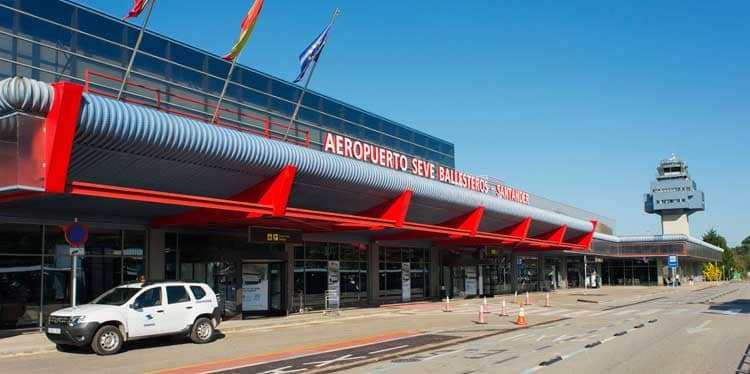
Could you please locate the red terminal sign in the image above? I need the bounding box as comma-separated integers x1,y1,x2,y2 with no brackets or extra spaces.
495,184,530,205
322,132,529,206
64,222,89,247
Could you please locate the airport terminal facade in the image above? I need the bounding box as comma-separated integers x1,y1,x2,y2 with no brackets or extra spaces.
0,1,722,329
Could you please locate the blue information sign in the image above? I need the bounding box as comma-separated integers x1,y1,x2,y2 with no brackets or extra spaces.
667,254,678,268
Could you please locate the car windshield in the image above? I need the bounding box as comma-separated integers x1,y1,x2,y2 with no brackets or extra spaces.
92,287,141,306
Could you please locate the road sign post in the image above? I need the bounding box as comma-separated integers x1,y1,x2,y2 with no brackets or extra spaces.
64,221,88,307
667,255,678,287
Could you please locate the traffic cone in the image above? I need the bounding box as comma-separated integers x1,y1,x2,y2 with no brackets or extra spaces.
515,303,528,326
475,304,487,324
544,293,551,307
443,296,452,312
483,296,488,313
513,291,518,303
500,299,508,317
525,291,531,305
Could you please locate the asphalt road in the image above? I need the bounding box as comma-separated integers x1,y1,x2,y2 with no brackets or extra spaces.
344,282,750,374
0,283,747,374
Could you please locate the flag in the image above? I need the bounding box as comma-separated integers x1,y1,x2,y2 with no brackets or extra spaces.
294,22,332,83
223,0,265,61
123,0,150,21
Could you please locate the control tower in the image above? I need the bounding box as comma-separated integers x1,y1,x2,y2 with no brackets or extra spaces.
644,155,705,235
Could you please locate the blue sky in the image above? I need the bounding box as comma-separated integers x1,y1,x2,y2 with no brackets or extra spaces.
78,0,749,246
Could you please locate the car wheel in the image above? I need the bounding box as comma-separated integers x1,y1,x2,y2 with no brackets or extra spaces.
190,317,213,344
91,325,123,355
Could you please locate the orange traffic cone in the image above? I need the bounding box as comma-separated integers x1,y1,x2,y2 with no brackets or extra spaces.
525,291,531,305
515,303,528,326
476,304,487,324
443,296,452,312
500,299,508,317
544,293,551,307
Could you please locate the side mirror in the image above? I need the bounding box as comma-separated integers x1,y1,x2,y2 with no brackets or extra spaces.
130,302,141,310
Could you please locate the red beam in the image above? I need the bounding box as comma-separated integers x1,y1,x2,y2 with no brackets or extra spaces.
359,190,412,227
151,166,296,227
373,206,484,241
564,220,599,249
0,190,45,204
495,216,532,240
240,165,296,218
44,82,84,193
527,224,567,244
433,217,531,247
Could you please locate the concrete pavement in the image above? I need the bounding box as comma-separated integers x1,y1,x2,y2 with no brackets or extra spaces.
0,283,741,374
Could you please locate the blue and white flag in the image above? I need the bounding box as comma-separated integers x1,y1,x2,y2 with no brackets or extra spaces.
293,22,332,83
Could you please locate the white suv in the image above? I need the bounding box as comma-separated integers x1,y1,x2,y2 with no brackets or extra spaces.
46,281,221,355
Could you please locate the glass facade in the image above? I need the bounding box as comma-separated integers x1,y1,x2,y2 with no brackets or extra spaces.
0,0,455,167
601,258,658,287
378,247,430,302
293,242,368,310
0,222,144,329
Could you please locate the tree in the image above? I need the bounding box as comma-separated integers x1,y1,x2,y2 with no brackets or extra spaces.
722,248,738,279
702,228,729,250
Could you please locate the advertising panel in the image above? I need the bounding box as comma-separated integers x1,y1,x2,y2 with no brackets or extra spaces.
327,261,340,306
242,263,268,311
402,262,411,302
465,266,478,296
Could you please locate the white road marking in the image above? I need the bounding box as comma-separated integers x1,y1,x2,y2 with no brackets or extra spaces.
304,354,366,367
636,309,663,316
258,366,308,374
589,310,614,317
369,345,409,355
665,308,689,315
614,309,636,316
536,334,547,342
686,320,712,334
562,310,591,318
538,309,570,316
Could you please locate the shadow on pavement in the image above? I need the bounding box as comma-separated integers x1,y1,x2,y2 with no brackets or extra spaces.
57,332,226,355
706,299,750,314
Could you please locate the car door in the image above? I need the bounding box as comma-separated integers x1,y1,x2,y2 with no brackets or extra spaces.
126,286,166,338
162,285,194,333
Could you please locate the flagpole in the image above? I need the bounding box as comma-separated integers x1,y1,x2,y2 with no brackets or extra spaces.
283,8,340,141
212,56,239,124
117,0,157,100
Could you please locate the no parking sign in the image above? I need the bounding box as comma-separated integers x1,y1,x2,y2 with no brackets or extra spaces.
64,221,88,248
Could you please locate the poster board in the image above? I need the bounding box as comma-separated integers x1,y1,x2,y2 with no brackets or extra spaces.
242,263,268,311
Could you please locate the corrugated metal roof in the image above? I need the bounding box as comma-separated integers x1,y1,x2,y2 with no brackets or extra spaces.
1,77,596,236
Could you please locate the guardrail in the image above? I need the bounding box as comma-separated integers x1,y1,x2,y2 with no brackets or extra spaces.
83,69,311,148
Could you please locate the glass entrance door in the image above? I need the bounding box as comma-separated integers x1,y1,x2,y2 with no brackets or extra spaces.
242,262,285,317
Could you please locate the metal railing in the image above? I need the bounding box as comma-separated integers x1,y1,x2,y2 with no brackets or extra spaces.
83,69,311,148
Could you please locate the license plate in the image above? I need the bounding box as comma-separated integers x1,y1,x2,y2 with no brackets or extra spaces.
47,327,61,334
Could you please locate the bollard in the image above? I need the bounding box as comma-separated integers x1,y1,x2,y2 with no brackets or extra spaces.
476,304,487,324
483,296,488,313
515,303,528,326
544,293,551,307
514,290,518,303
500,299,508,317
443,296,452,312
525,291,531,305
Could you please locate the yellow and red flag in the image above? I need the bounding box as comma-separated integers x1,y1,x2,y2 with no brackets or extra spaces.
223,0,264,61
123,0,151,21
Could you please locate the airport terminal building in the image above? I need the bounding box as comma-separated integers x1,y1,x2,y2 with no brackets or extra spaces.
0,1,722,329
